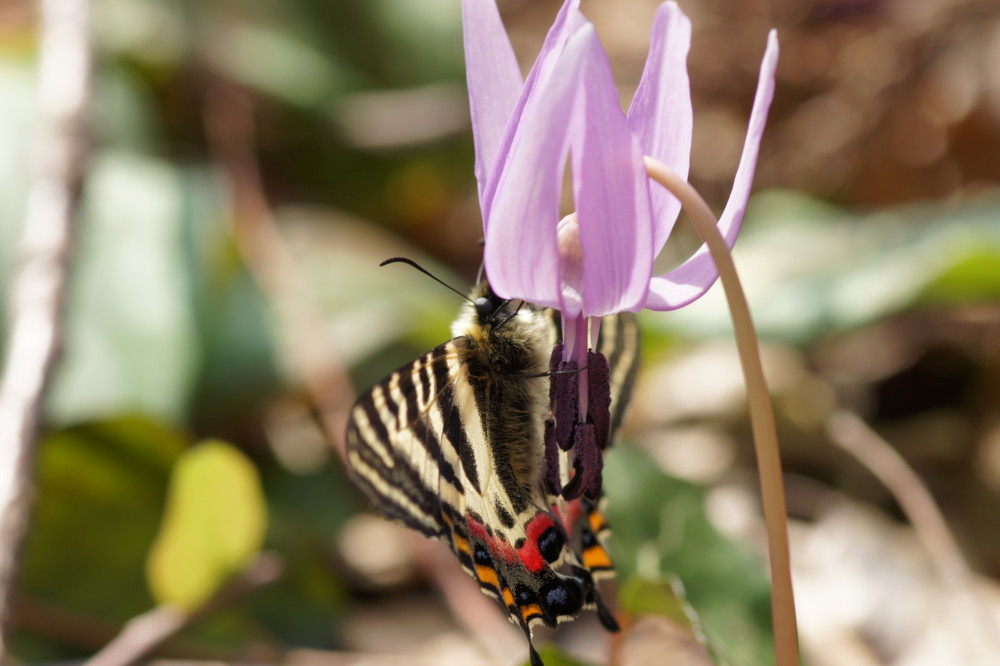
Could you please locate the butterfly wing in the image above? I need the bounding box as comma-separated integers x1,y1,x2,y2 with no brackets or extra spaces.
345,342,462,540
346,335,601,664
346,306,640,665
596,311,640,440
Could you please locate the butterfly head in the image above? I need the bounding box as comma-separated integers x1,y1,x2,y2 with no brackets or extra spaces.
451,281,555,365
454,282,529,333
471,284,508,323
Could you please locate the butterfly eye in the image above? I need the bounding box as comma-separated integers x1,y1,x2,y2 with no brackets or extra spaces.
474,297,495,318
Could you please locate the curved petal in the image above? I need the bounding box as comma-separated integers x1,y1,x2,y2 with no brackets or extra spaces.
645,29,779,311
484,18,592,311
462,0,523,206
627,1,692,252
481,0,582,229
572,27,653,316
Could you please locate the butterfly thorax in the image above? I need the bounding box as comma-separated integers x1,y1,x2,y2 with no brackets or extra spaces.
450,283,556,512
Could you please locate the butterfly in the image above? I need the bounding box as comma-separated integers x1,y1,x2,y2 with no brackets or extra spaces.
345,274,639,666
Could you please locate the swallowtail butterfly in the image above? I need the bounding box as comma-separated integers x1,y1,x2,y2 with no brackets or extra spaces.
345,277,639,666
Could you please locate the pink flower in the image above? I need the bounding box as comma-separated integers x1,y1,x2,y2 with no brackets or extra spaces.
462,0,778,496
464,0,777,316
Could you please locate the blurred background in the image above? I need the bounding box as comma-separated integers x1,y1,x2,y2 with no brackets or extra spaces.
1,0,999,665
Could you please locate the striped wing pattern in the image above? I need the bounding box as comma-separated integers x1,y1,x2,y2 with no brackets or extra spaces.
596,312,641,440
346,342,462,540
345,310,639,666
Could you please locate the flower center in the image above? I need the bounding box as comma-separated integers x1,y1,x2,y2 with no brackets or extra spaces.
557,213,583,310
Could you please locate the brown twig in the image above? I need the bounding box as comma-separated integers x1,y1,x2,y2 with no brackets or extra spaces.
826,410,1000,659
84,552,284,666
644,157,800,666
201,81,356,458
0,0,92,656
11,594,228,657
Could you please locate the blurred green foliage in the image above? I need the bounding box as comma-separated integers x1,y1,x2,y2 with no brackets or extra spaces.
147,440,266,609
653,190,1000,345
22,418,184,618
606,447,774,666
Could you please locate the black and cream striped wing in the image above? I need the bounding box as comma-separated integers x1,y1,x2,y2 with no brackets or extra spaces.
345,334,599,643
345,341,470,540
346,311,638,531
345,307,640,666
595,311,640,439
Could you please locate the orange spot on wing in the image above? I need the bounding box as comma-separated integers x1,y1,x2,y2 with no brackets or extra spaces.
453,534,471,557
476,564,500,591
520,603,544,623
502,587,514,607
583,545,613,570
588,509,607,533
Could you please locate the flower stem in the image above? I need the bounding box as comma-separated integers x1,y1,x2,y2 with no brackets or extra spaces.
644,157,799,666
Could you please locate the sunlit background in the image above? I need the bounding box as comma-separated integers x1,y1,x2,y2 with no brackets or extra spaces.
1,0,999,664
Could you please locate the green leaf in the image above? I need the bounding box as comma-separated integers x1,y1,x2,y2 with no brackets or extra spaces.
17,417,186,655
146,440,267,609
46,153,278,429
206,21,354,107
276,207,461,377
919,248,1000,304
619,574,697,632
178,166,279,429
605,446,775,666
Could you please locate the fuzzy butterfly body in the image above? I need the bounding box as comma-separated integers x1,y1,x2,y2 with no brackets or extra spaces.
345,281,639,666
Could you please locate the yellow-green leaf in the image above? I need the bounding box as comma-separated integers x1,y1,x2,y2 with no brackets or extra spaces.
146,440,266,609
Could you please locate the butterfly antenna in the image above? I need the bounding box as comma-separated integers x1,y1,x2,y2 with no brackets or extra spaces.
493,300,525,332
380,257,472,303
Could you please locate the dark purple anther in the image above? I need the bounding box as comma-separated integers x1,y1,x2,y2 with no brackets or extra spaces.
587,351,611,449
562,423,598,501
544,346,613,500
543,419,562,495
548,343,578,452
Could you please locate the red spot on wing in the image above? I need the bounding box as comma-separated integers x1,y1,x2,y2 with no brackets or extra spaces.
493,539,517,563
466,514,518,564
517,543,545,573
526,513,555,541
516,514,555,573
467,516,489,540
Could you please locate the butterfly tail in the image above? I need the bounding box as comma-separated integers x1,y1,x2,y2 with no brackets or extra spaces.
528,642,544,666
